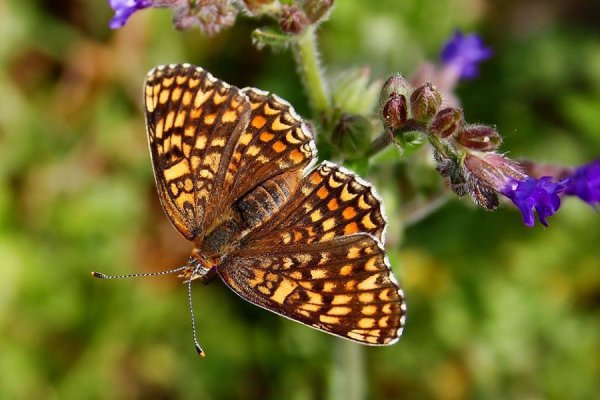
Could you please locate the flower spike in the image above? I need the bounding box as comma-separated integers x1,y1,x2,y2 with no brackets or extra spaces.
501,177,566,227
563,159,600,207
108,0,153,28
441,30,493,80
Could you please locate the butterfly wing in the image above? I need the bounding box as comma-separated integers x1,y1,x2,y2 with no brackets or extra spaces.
228,87,317,202
144,64,251,240
144,65,316,240
247,161,388,245
218,162,406,345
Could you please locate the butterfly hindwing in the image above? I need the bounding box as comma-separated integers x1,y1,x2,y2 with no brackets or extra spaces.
218,235,405,345
249,161,387,246
218,162,406,345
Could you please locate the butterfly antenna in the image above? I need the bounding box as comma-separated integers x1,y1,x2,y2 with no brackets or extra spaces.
91,265,188,280
187,278,205,357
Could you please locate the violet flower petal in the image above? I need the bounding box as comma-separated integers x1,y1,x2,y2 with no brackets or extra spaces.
564,159,600,207
441,30,493,80
109,0,152,29
501,177,566,227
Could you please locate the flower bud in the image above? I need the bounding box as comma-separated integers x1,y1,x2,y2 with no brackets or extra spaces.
410,82,442,122
242,0,276,14
464,153,526,190
457,124,502,151
279,5,309,35
172,2,238,35
429,107,463,139
331,113,373,158
381,93,408,130
380,74,412,106
463,153,527,209
332,67,379,114
301,0,334,23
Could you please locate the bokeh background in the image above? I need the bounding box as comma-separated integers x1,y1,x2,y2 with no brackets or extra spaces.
1,0,600,399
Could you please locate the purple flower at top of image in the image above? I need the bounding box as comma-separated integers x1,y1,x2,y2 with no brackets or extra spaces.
441,30,493,79
109,0,153,28
501,177,566,227
563,159,600,207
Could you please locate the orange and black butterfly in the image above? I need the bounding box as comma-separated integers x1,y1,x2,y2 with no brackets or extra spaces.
95,64,406,356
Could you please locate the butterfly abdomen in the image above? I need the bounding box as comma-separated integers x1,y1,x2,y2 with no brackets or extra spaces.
196,170,300,257
235,170,301,230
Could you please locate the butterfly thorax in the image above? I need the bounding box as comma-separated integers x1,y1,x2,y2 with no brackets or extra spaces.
181,214,242,283
197,215,243,258
183,171,302,282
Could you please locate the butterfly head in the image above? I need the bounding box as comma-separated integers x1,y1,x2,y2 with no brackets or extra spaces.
178,250,219,284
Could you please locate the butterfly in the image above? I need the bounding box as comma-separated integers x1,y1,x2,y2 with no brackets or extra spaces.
95,64,406,356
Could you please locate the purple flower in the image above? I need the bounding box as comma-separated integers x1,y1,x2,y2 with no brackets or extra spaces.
563,159,600,206
441,30,493,79
501,177,566,227
109,0,153,29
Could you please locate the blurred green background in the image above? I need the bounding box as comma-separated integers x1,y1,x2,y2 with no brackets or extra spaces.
1,0,599,399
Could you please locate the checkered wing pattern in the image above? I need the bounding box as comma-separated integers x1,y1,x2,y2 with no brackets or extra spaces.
145,65,316,241
227,87,316,201
145,65,251,239
218,162,406,345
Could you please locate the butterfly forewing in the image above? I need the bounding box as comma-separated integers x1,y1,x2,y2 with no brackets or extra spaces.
218,162,406,345
144,65,317,240
144,64,251,239
226,87,316,201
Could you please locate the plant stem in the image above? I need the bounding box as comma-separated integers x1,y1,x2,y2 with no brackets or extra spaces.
328,339,366,400
401,190,450,226
292,25,365,400
292,26,331,122
365,130,394,158
426,130,453,159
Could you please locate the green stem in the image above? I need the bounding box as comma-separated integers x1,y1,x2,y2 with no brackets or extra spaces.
365,130,394,158
426,131,453,159
365,121,427,158
328,340,366,400
292,26,331,122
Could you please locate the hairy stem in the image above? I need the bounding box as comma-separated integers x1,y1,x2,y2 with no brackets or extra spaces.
292,26,331,122
426,131,454,160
